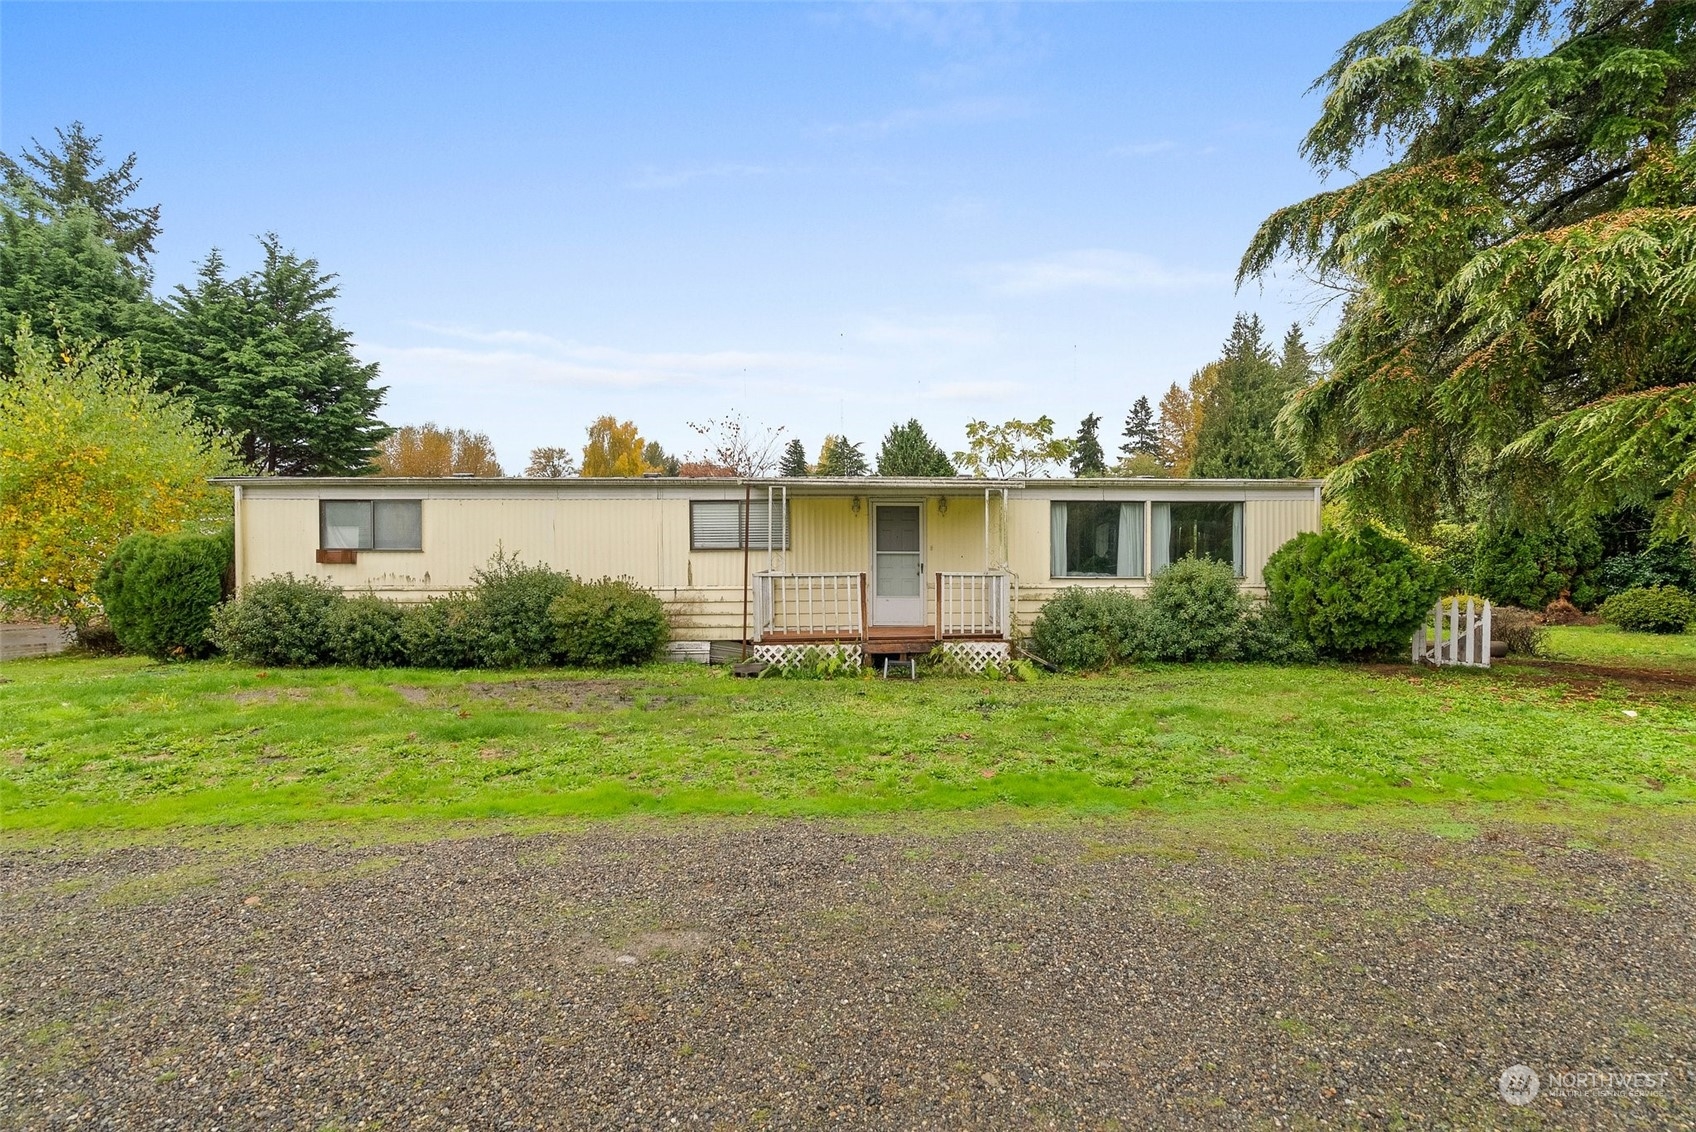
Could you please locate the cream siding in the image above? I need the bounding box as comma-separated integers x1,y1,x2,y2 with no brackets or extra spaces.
231,478,1319,642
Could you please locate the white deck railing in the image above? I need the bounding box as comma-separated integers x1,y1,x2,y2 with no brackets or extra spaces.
753,571,865,641
937,572,1011,639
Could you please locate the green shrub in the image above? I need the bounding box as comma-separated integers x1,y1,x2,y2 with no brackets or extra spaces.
1472,519,1602,609
325,594,408,667
1596,543,1696,597
1599,586,1695,634
1263,527,1441,659
207,575,344,666
95,527,233,660
1027,587,1149,670
1237,601,1316,663
399,593,481,668
1491,606,1548,657
548,577,669,667
1146,556,1247,661
469,551,575,668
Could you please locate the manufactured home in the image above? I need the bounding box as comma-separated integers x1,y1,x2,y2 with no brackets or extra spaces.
220,476,1322,665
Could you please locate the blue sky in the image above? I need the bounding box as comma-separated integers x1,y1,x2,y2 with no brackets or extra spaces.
2,1,1396,469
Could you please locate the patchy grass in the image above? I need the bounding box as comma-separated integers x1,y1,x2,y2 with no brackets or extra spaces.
1,640,1691,839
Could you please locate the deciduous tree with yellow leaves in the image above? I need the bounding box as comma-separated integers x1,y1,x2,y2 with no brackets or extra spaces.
375,423,502,476
580,416,654,477
0,324,242,630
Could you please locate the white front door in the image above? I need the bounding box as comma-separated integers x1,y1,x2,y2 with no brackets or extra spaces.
871,503,925,625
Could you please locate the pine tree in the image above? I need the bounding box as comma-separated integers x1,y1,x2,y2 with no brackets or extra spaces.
0,203,157,375
1,123,163,268
1069,414,1106,477
778,438,810,477
1241,0,1696,536
1191,314,1298,479
1120,396,1159,460
817,435,868,477
876,419,955,476
157,236,389,475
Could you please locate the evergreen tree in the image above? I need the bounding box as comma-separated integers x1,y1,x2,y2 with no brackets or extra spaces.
876,419,955,476
1241,0,1696,537
1277,323,1314,388
157,236,389,475
1191,314,1299,479
0,122,162,267
1120,396,1159,461
778,438,810,477
1069,413,1107,477
642,440,680,476
0,203,157,374
817,435,868,477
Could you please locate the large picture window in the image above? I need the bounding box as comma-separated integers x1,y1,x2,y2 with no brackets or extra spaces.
1152,502,1243,577
320,500,423,550
1050,501,1144,578
690,500,790,550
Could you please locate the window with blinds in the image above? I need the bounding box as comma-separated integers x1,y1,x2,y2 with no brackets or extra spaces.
690,500,789,550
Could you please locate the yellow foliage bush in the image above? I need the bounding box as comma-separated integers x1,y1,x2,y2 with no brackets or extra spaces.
0,324,244,627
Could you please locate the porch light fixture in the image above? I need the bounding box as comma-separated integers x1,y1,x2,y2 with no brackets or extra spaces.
851,495,861,515
937,496,949,515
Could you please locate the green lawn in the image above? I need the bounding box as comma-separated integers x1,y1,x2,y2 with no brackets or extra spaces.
3,625,1692,837
1546,624,1696,672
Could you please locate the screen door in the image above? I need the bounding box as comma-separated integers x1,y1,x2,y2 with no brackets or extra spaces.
872,504,925,625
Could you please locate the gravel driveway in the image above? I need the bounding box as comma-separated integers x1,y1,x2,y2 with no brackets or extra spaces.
3,819,1692,1129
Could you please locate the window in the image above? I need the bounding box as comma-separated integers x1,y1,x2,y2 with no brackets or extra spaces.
1050,501,1144,578
320,500,422,550
690,500,789,550
1152,502,1243,577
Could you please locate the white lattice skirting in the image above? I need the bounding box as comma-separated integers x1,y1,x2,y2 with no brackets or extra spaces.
933,640,1012,675
750,643,864,673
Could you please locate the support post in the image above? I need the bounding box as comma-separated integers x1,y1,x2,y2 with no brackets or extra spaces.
740,483,751,660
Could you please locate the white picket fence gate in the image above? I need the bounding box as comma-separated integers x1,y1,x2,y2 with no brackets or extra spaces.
1413,597,1493,668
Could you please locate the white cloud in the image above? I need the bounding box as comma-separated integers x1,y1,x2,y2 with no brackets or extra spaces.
370,323,838,393
628,162,775,191
978,249,1230,296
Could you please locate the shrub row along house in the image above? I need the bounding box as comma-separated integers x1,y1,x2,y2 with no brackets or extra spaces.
221,475,1322,667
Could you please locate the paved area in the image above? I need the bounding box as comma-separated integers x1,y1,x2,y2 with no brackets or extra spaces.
0,621,70,662
2,821,1692,1129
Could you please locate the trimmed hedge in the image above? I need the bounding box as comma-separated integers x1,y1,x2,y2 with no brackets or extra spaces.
1027,588,1147,670
468,552,575,668
207,575,343,666
1026,556,1309,671
95,527,232,660
549,578,669,667
1145,556,1248,661
1263,527,1440,659
326,594,408,667
1599,586,1695,634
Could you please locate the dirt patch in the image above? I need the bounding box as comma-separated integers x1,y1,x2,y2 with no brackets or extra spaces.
230,689,310,706
1369,660,1696,698
458,679,635,712
1509,659,1696,695
391,685,431,705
